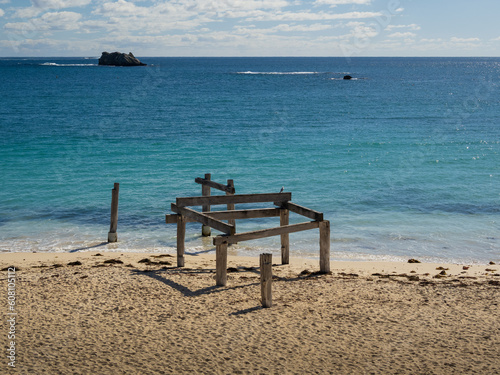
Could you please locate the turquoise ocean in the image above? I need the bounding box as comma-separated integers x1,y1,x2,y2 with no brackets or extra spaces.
0,57,499,263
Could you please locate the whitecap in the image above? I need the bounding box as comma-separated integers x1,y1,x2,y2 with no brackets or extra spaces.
40,62,97,67
237,71,328,75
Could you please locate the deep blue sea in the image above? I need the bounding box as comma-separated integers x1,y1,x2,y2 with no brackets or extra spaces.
1,57,499,263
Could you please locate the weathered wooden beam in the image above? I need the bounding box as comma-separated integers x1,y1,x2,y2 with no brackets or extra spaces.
208,208,281,220
260,253,273,308
226,179,235,227
201,173,211,237
166,208,281,224
213,221,320,245
275,201,323,221
176,215,186,267
165,214,179,224
171,204,235,235
280,209,290,264
319,220,331,273
107,182,120,243
177,192,291,208
216,242,228,286
195,177,235,194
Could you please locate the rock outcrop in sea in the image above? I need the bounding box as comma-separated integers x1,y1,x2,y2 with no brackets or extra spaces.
98,51,146,66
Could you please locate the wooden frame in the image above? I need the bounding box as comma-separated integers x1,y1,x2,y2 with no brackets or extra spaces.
176,192,292,208
195,174,236,237
166,175,331,285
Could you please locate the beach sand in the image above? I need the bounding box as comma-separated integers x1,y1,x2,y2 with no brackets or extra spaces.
1,251,499,374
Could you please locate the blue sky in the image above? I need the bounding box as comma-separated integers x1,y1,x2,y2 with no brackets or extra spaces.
0,0,499,57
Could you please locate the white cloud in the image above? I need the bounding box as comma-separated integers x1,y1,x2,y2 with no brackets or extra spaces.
420,38,443,43
247,11,382,22
450,37,480,43
314,0,372,5
234,22,332,35
5,11,82,33
275,23,333,32
32,0,91,8
13,0,90,18
0,8,4,17
388,32,416,38
386,24,420,31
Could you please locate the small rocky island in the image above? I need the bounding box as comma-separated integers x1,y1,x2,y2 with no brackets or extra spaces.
98,51,146,66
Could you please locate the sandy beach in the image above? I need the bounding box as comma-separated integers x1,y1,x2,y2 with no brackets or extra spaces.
1,251,499,374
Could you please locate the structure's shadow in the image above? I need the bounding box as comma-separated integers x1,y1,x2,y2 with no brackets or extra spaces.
229,306,263,316
69,242,109,253
185,249,214,256
130,265,329,315
130,267,259,298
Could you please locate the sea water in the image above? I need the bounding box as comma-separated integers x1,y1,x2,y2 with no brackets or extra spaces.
0,57,499,263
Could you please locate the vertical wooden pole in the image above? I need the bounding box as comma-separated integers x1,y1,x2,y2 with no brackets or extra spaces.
107,182,119,243
216,241,228,286
319,220,331,273
201,173,211,237
280,208,289,264
260,253,272,308
176,215,186,267
226,178,235,229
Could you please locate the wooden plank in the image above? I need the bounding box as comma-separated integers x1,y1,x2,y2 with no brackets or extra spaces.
275,201,323,221
208,208,281,220
171,204,235,235
260,253,273,308
319,221,331,273
214,221,319,245
177,192,291,208
280,209,290,264
107,182,119,243
165,214,179,224
226,179,235,227
216,242,228,286
195,177,235,194
176,215,186,267
166,208,281,224
201,173,211,237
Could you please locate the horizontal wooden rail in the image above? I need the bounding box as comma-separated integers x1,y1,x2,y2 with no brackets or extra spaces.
171,204,235,235
275,202,324,221
176,192,291,208
166,208,281,224
195,177,235,194
213,221,320,245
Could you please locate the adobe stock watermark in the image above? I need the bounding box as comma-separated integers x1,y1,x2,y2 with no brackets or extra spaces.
6,267,17,368
340,0,411,61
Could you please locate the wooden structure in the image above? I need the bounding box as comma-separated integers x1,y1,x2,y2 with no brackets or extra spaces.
195,173,235,237
165,176,330,285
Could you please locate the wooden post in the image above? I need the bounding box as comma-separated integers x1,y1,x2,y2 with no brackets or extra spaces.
176,215,186,267
226,179,235,245
201,173,211,236
280,208,289,264
319,221,331,273
107,183,119,243
260,253,272,308
216,241,228,286
226,179,235,227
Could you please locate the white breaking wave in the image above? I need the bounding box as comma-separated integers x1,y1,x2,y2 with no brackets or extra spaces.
40,62,97,67
237,71,329,75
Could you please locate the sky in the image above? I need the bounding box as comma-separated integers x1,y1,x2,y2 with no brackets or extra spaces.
0,0,499,57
